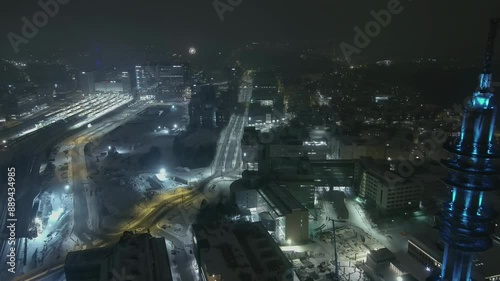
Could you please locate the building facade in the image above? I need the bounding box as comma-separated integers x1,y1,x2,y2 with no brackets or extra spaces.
355,159,423,211
79,71,95,95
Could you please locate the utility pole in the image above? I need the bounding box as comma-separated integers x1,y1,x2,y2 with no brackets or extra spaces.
328,218,339,280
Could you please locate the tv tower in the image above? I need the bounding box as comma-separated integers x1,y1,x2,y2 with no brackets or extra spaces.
431,18,500,281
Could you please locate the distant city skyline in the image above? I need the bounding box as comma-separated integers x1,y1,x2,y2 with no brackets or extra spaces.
1,0,500,64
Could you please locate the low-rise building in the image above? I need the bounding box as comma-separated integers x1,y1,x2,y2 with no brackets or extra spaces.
230,177,310,245
257,183,310,244
362,248,419,281
65,231,173,281
407,230,500,281
95,80,123,93
192,222,294,281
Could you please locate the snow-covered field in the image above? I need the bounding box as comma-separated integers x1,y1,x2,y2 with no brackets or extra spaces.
83,104,212,231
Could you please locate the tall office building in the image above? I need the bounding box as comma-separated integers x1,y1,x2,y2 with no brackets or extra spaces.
227,66,242,90
189,86,217,129
135,65,147,90
157,63,190,87
121,71,132,93
78,71,95,95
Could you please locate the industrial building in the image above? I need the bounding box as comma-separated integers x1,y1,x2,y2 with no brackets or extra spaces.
192,222,294,281
241,126,333,171
362,248,419,281
230,176,310,245
241,127,355,210
64,231,173,281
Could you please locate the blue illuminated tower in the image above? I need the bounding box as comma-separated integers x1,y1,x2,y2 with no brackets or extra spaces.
433,18,500,281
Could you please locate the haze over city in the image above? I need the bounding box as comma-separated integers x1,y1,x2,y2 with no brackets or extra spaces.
0,1,500,281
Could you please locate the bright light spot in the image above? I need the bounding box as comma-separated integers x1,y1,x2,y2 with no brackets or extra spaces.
173,124,178,129
171,105,175,109
160,168,167,175
108,146,112,150
426,267,431,272
2,140,6,144
397,277,403,281
287,239,292,245
87,123,92,128
189,47,197,55
49,208,64,222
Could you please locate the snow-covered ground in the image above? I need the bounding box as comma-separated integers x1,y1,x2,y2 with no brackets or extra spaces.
20,147,81,275
81,104,213,232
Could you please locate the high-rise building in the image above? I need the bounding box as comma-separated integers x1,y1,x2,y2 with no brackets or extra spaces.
121,71,132,93
157,63,190,87
227,66,242,91
135,65,148,91
78,71,95,95
64,231,174,281
189,86,217,129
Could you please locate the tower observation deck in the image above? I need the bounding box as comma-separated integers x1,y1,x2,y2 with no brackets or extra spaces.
429,18,500,281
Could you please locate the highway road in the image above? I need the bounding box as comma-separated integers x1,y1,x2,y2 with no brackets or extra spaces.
67,101,150,246
9,77,252,281
213,79,252,175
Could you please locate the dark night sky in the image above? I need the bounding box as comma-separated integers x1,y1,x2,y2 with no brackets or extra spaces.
1,0,500,62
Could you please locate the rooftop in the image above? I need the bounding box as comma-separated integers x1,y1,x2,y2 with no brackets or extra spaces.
259,183,307,217
409,229,500,279
65,232,173,281
368,248,396,263
193,222,293,281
